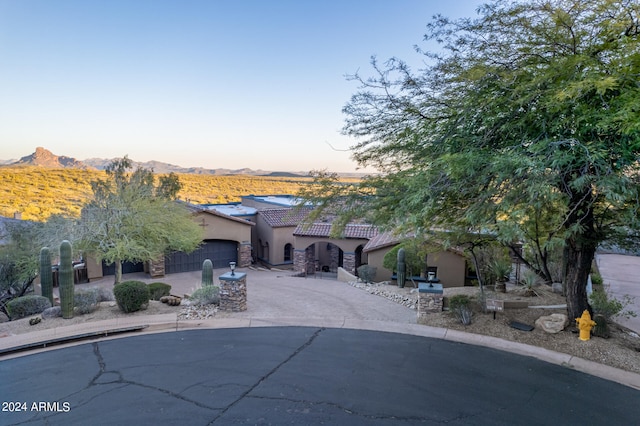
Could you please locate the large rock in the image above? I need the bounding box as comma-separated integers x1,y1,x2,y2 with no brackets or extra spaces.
0,312,9,323
42,306,62,319
551,282,563,294
535,313,568,333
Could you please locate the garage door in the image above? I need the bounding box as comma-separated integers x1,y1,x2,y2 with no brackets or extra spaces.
102,260,144,276
165,239,238,274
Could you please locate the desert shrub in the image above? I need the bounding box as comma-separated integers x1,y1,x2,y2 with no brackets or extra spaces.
190,285,220,306
6,295,51,320
357,265,377,283
94,286,115,302
147,282,171,301
590,273,603,287
114,281,150,313
448,294,473,325
589,286,636,321
74,288,99,314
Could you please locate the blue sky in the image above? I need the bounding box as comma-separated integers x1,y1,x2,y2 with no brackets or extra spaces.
0,0,485,172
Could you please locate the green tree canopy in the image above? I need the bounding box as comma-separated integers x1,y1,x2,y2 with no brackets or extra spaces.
76,157,203,284
305,0,640,320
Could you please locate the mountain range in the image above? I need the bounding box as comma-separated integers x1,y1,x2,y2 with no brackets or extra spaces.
1,147,311,177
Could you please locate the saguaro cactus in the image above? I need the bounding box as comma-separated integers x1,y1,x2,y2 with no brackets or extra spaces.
59,240,74,319
397,248,406,289
39,247,54,305
202,259,213,286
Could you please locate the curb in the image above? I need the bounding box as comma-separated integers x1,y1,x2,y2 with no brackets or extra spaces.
1,315,639,391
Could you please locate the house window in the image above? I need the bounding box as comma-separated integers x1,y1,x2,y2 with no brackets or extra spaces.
284,243,292,262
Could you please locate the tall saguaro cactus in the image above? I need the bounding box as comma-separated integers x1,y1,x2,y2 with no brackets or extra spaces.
202,259,213,286
39,247,54,305
59,240,74,319
397,248,406,289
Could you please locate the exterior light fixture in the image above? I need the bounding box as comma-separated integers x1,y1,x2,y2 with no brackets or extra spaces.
229,261,236,276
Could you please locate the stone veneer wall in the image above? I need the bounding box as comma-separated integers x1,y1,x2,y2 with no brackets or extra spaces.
305,245,316,274
148,257,165,278
343,252,356,275
417,292,443,320
219,273,247,312
239,242,252,267
293,249,306,273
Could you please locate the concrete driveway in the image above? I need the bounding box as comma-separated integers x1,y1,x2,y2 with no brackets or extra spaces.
596,254,640,334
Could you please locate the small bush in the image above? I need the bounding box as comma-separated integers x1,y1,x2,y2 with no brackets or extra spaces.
590,273,603,287
94,287,115,302
74,288,99,314
589,286,636,321
449,294,473,325
357,265,377,283
114,281,150,313
6,295,52,320
190,285,220,306
147,282,172,301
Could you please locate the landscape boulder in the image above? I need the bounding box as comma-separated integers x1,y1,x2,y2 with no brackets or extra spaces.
42,306,62,319
535,313,567,334
551,282,563,294
0,312,8,323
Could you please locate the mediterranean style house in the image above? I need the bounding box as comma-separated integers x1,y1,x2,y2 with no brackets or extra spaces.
6,194,470,288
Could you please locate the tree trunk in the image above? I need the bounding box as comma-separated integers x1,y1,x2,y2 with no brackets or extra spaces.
563,237,596,322
114,260,123,285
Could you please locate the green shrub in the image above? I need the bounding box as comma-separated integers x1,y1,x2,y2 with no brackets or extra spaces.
590,273,603,287
74,288,99,314
190,285,220,306
357,265,377,283
589,287,636,321
6,295,52,320
114,281,150,313
448,294,473,325
147,282,172,301
94,287,115,302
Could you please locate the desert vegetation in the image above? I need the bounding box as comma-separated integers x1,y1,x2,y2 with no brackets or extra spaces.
0,165,349,221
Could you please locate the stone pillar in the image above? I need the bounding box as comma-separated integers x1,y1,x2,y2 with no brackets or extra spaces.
417,283,443,321
293,249,306,273
305,245,316,274
219,272,247,312
343,252,356,275
148,256,165,278
238,242,252,267
329,244,340,272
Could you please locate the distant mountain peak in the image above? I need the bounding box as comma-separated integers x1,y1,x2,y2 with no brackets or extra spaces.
13,147,90,169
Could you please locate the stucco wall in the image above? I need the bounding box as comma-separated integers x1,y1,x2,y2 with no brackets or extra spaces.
367,246,468,288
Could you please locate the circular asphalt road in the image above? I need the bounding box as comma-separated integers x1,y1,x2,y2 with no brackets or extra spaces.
1,327,638,425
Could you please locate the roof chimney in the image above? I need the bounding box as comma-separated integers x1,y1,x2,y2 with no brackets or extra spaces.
13,212,22,220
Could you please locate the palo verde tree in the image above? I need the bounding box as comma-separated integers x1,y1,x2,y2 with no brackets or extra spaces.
303,0,640,321
76,156,203,284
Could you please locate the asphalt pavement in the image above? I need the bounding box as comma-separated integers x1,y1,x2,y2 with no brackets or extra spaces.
2,327,639,426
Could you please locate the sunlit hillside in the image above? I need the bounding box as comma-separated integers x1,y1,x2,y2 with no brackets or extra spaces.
0,166,348,222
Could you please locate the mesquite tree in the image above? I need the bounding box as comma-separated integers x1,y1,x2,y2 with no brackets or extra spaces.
303,0,640,321
76,157,203,284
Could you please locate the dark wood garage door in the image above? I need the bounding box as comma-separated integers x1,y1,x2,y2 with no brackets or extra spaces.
102,260,145,276
165,239,238,274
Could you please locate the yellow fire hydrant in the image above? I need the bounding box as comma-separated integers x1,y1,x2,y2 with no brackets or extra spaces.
575,310,596,341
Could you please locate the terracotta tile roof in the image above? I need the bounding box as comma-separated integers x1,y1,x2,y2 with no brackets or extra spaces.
260,207,312,228
294,223,378,239
363,231,402,253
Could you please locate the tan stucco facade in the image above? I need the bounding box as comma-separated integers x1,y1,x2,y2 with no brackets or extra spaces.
194,211,252,243
366,246,468,288
254,215,296,266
